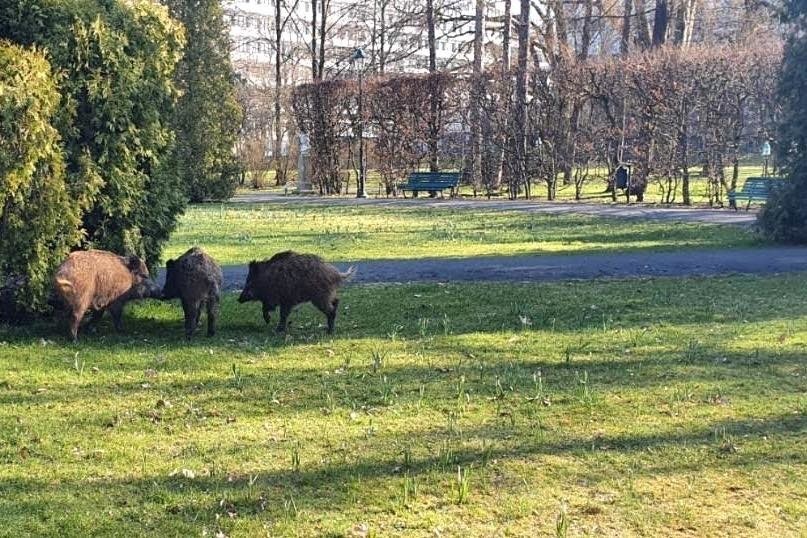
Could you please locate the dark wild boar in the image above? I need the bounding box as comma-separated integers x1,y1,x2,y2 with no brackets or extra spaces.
238,251,355,334
162,247,223,338
53,250,161,341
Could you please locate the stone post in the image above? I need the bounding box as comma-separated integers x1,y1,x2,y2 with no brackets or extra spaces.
296,132,312,194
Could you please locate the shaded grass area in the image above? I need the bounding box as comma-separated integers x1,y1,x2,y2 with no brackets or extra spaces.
1,275,805,536
166,203,758,265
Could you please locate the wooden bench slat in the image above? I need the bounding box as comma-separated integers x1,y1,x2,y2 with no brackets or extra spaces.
400,172,461,198
728,177,786,209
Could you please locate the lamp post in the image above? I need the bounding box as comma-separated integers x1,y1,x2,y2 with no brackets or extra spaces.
351,47,367,198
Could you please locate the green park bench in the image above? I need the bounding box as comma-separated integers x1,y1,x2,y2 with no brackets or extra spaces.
728,177,786,210
400,172,460,198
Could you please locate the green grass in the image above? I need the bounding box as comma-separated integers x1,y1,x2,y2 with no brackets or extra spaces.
1,275,805,536
166,203,758,265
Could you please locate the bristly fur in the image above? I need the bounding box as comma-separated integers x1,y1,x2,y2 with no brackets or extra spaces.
238,251,353,334
162,247,223,339
52,250,161,341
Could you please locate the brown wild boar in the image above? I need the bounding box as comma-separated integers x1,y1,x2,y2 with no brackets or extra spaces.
161,247,223,339
238,251,355,334
53,250,161,341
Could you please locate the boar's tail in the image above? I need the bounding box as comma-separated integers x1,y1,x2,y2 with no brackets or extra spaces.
340,266,357,282
54,278,74,296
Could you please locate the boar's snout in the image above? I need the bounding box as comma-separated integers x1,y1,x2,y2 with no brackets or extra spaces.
237,287,253,303
135,278,163,299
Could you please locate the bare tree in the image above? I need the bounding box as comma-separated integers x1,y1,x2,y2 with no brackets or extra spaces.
272,0,302,184
468,0,485,189
511,0,530,198
427,0,440,171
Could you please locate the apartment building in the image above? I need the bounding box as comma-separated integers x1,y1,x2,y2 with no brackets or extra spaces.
224,0,509,84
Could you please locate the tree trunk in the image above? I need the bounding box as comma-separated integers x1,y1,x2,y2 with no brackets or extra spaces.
379,0,387,74
318,0,327,80
427,0,439,172
274,0,284,185
633,0,653,49
682,0,697,46
579,0,593,60
469,0,485,191
502,0,511,69
652,0,669,47
680,105,691,205
512,0,530,199
621,0,632,55
311,0,318,80
370,0,378,72
495,0,512,191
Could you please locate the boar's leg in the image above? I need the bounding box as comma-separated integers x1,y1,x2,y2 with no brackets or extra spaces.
327,298,339,334
85,309,105,334
66,296,92,342
262,302,273,324
182,298,200,339
68,309,83,342
314,296,339,334
108,301,125,332
275,304,292,333
206,296,219,337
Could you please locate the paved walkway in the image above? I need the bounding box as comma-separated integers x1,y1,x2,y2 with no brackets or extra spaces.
229,193,757,226
183,247,807,290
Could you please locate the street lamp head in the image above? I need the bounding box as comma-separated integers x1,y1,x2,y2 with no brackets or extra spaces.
351,47,366,65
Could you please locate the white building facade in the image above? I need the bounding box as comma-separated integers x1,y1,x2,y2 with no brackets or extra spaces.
223,0,510,85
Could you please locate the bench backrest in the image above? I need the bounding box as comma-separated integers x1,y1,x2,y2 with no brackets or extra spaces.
406,172,461,187
741,177,785,196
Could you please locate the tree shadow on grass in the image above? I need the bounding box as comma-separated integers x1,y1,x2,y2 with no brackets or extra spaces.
0,412,802,535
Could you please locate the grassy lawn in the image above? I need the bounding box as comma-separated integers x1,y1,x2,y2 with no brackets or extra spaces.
1,275,804,536
166,203,758,265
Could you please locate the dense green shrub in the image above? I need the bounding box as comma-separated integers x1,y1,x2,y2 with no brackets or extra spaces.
0,0,186,269
0,42,81,313
164,0,243,202
758,0,807,243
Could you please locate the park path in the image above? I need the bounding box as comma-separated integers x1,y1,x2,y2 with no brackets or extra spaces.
229,193,757,226
172,247,807,291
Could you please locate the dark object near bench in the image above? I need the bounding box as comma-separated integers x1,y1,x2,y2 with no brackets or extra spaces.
728,177,786,210
400,172,460,198
615,165,630,189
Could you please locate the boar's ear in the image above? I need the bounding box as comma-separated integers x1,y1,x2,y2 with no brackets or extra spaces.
125,255,147,275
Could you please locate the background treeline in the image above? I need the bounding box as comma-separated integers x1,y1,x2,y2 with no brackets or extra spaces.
291,41,781,201
0,0,241,316
235,0,784,190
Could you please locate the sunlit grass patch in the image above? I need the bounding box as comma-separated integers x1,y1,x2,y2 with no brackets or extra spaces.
165,202,759,265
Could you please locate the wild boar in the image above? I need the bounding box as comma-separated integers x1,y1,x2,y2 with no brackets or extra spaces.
53,250,161,341
161,247,223,339
237,251,355,334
